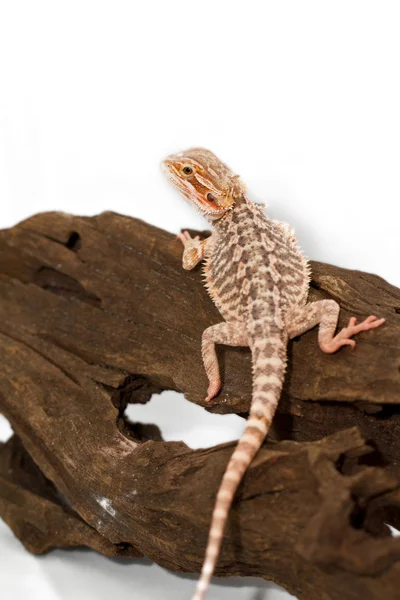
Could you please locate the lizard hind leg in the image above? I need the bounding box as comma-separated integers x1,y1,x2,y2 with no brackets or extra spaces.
286,299,385,354
321,314,385,353
201,322,249,402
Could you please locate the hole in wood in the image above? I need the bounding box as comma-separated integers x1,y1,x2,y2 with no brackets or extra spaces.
65,231,81,251
350,497,367,530
124,390,246,449
33,267,101,308
374,404,400,421
0,414,13,443
111,375,163,411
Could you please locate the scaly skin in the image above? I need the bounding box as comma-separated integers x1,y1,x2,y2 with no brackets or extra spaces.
162,147,385,600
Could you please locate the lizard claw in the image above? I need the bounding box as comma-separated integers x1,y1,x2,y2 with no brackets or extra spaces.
176,231,187,245
177,231,200,247
320,314,385,354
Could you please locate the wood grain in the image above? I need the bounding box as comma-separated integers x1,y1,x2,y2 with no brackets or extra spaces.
0,211,400,600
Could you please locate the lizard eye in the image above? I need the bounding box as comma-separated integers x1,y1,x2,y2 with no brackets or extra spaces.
182,165,194,176
207,193,216,203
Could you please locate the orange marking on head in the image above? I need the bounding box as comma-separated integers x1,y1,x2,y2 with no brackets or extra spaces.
162,147,245,223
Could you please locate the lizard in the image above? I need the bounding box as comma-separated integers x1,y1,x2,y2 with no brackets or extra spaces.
161,147,385,600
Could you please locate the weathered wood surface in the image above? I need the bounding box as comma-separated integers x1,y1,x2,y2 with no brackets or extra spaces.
0,211,400,600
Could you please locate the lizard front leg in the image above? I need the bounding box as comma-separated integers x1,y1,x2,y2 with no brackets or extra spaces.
202,322,249,402
177,230,209,270
286,299,385,353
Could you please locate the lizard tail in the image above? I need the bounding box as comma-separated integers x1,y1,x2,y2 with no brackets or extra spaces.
192,332,287,600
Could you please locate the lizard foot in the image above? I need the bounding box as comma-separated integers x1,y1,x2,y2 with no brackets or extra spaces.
177,230,200,247
204,380,221,403
320,315,385,354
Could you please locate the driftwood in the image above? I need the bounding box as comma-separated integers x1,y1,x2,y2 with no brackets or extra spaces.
0,211,400,600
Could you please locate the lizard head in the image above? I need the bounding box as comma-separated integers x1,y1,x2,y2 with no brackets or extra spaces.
161,147,245,222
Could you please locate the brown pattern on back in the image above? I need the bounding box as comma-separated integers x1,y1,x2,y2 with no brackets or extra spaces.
203,198,310,326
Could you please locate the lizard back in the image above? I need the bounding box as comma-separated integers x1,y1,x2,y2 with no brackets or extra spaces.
203,197,310,326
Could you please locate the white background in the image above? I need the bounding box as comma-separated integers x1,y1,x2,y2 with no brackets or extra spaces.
0,1,399,599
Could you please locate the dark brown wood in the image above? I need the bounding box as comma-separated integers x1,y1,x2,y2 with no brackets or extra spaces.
0,211,400,600
0,435,142,557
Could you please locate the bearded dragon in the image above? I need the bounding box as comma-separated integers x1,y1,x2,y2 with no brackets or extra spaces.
161,147,385,600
